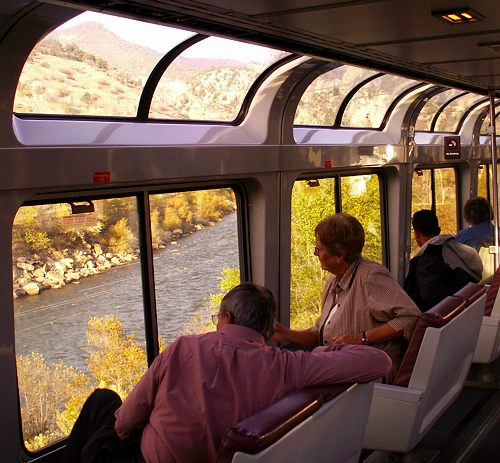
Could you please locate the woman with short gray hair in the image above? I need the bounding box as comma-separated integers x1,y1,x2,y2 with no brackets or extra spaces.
273,213,421,384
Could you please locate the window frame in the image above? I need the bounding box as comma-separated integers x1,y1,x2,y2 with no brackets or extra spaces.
14,179,249,456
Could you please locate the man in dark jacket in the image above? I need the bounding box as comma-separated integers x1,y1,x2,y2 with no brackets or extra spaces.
404,210,483,312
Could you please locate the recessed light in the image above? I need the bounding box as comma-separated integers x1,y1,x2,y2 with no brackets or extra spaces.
432,8,485,24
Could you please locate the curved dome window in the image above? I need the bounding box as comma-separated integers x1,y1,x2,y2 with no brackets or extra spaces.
480,110,500,135
434,93,486,132
341,75,420,128
149,38,288,122
14,12,193,116
294,66,378,126
415,89,464,131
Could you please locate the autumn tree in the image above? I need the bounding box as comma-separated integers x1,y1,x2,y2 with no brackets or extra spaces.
17,353,91,450
86,315,148,399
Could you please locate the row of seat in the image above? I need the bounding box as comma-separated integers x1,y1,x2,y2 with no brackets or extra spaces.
219,275,500,463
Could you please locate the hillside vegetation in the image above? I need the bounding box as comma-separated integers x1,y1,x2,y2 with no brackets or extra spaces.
14,21,282,120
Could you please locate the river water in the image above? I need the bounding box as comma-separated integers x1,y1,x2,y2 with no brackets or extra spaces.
14,213,239,372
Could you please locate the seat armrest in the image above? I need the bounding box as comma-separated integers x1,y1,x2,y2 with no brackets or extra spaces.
372,383,423,403
216,384,351,463
482,315,500,327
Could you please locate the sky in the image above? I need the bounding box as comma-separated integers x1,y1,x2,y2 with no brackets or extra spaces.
60,11,272,63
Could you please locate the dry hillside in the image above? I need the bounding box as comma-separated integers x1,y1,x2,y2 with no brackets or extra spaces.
14,21,276,119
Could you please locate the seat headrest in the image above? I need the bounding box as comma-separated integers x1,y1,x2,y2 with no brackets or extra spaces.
452,282,486,307
392,296,467,387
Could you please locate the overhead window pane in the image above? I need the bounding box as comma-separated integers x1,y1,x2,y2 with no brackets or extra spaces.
415,89,464,131
149,39,289,121
341,76,420,128
294,66,378,126
434,93,486,132
290,178,336,330
14,12,193,116
149,189,240,342
14,197,146,451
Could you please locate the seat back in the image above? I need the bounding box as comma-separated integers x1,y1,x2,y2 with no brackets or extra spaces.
394,282,485,388
363,285,485,453
472,267,500,364
218,382,374,463
393,296,467,388
408,285,484,392
484,266,500,317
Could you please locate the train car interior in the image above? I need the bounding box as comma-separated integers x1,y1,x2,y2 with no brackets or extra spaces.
3,1,500,462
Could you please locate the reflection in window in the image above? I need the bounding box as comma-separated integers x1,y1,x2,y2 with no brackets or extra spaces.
341,76,420,128
415,89,464,131
341,174,382,262
149,189,239,342
290,178,336,330
14,197,146,451
150,39,289,121
14,12,192,116
294,66,378,126
434,93,486,132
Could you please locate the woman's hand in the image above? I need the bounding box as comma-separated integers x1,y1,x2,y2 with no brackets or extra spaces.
332,324,403,345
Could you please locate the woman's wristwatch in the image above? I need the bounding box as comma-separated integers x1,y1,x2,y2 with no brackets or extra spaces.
362,331,370,345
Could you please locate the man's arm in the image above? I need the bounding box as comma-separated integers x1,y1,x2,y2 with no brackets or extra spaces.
114,349,167,439
272,322,320,348
295,344,392,386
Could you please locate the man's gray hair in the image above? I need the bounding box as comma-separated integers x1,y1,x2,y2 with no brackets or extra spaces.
220,282,276,340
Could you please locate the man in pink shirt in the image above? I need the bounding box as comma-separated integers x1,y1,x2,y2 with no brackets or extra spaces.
63,282,391,463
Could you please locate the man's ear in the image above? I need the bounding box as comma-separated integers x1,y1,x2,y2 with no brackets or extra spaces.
225,311,234,324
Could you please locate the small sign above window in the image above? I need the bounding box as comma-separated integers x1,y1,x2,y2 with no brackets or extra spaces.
444,136,461,159
62,215,97,228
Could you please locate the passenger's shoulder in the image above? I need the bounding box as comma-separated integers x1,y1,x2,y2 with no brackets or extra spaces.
359,258,392,276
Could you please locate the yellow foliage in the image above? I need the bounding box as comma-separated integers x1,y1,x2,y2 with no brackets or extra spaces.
105,218,137,254
17,353,92,447
86,315,148,399
24,431,60,452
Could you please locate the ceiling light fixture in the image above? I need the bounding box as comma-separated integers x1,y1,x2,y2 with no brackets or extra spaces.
432,8,485,24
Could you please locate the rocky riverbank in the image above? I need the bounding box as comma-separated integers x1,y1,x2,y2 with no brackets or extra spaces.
13,226,203,299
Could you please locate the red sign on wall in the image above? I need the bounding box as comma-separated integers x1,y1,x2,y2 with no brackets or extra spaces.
94,172,110,183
